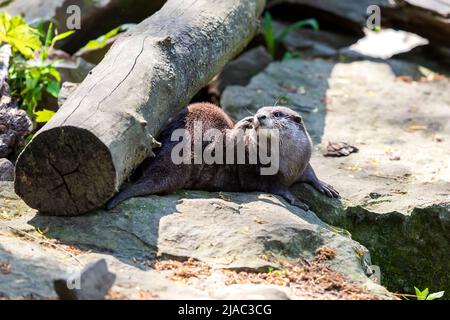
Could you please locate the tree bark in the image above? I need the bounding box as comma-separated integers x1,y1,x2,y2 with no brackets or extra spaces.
15,0,266,216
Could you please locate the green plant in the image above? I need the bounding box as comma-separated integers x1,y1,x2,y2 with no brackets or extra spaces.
3,16,74,122
414,287,444,300
274,95,292,106
0,12,41,58
0,1,14,7
262,12,319,58
282,51,302,61
82,24,135,51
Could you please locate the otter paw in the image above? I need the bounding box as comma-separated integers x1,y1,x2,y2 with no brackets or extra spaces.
281,192,309,211
292,199,309,211
315,181,340,198
234,116,254,130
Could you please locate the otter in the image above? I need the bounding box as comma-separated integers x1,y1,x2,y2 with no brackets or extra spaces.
106,103,338,210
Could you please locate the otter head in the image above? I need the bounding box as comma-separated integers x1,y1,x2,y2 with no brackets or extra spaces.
253,106,305,131
252,106,312,186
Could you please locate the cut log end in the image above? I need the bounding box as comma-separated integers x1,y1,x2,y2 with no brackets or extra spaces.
13,0,265,215
14,126,116,216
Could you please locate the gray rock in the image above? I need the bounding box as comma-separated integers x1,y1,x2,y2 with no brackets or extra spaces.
0,159,14,181
157,193,350,271
54,259,116,300
272,21,356,59
346,28,428,59
221,59,335,143
213,284,290,300
0,182,392,299
0,88,33,158
215,46,273,93
0,234,69,299
294,60,450,295
267,0,388,33
222,57,450,296
267,0,450,48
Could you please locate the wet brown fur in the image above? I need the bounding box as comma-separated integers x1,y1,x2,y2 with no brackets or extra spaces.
106,103,338,210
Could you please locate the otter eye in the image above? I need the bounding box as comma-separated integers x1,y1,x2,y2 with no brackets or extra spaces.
273,112,283,117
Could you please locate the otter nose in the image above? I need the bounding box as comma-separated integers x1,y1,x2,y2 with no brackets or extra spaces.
257,114,267,121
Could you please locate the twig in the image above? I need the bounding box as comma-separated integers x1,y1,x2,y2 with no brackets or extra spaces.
0,221,84,266
392,292,417,299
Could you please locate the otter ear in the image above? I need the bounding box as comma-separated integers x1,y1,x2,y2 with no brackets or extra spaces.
291,115,302,124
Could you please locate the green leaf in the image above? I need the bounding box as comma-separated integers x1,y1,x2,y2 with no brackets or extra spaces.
282,51,302,61
0,12,42,58
46,80,60,97
262,12,276,57
48,67,61,82
40,47,48,61
81,24,135,51
276,18,319,45
50,30,75,48
426,291,444,300
414,287,421,296
34,109,56,123
44,22,53,48
414,287,428,300
82,25,122,50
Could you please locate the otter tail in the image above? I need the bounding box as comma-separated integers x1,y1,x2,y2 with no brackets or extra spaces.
105,184,149,210
105,190,130,210
106,159,189,210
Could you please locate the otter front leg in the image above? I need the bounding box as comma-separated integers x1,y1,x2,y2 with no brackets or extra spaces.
233,116,254,130
297,164,339,198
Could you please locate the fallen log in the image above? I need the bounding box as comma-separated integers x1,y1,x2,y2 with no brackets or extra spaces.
15,0,265,216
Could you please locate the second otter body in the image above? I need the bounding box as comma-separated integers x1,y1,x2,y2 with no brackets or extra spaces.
106,103,338,210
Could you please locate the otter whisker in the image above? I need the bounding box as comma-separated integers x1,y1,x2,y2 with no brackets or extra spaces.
244,107,254,116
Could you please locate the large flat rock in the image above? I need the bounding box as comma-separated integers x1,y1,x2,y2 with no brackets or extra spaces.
221,58,450,295
0,182,391,299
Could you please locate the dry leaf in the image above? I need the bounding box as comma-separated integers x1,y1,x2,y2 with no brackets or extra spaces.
345,164,361,172
253,217,267,224
297,86,307,94
397,75,413,83
134,290,158,300
323,142,359,157
0,261,12,274
404,120,427,132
